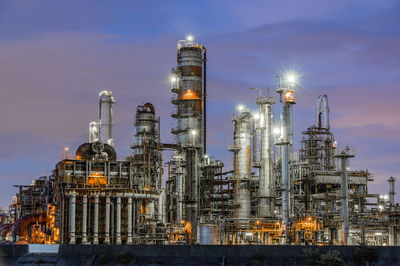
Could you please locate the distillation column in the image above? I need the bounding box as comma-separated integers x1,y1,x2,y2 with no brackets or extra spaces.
99,90,115,147
233,107,252,219
277,87,296,227
170,37,206,243
257,96,275,217
334,146,355,245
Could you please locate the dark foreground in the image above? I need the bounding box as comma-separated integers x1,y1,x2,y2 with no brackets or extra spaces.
0,244,399,265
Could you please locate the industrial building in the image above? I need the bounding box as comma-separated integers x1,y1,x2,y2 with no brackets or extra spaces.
1,37,399,246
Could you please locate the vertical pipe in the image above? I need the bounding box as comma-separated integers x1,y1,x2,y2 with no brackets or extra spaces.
281,95,289,226
93,194,99,244
322,95,330,130
105,196,110,244
203,48,207,155
340,157,349,245
257,96,275,217
127,196,133,244
116,196,121,244
82,195,88,244
99,90,115,146
177,172,183,223
316,95,322,128
69,192,76,244
89,122,99,143
233,109,252,219
389,177,396,210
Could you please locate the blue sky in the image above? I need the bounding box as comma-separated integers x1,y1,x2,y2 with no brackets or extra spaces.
0,0,399,207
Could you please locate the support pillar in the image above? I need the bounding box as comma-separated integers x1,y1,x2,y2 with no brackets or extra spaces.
105,196,110,244
69,192,76,244
127,196,133,244
116,196,121,244
93,194,99,244
82,195,88,244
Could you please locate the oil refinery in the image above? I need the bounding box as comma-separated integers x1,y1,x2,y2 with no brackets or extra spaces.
1,37,399,247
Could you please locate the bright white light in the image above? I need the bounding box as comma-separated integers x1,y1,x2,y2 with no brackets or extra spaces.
170,76,177,83
378,205,384,211
375,232,383,236
191,130,197,136
285,73,298,86
204,154,208,158
273,127,281,136
186,35,194,42
253,112,260,120
384,195,389,200
237,104,244,112
64,147,69,151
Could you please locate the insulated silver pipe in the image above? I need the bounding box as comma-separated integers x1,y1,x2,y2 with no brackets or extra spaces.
69,192,76,244
316,95,323,128
389,177,396,210
89,121,99,143
93,195,99,244
82,195,88,244
116,196,122,244
334,146,354,245
99,90,115,147
321,95,330,130
233,107,252,219
105,196,110,244
280,96,289,226
177,173,183,223
127,196,133,244
340,157,349,245
256,96,275,217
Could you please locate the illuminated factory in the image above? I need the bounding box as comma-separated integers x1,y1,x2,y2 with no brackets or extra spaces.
1,36,399,246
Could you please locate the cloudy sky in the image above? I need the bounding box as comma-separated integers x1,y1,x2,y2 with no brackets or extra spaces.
0,0,399,207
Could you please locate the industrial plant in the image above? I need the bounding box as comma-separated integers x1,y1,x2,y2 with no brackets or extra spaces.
1,37,399,247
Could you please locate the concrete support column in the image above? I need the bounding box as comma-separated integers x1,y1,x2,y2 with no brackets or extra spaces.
105,196,110,244
389,225,396,246
116,196,121,244
69,192,76,244
82,195,88,244
93,194,99,244
127,196,133,244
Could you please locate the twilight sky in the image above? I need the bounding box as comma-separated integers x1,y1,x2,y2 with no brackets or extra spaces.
0,0,399,207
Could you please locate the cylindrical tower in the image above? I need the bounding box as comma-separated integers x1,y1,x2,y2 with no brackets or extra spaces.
233,107,252,219
171,38,205,149
257,96,275,217
99,90,115,147
131,103,161,191
133,103,157,156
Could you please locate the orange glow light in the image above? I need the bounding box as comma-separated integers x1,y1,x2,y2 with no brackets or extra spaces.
182,89,199,100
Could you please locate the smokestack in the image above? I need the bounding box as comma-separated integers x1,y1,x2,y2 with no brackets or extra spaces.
99,90,115,147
